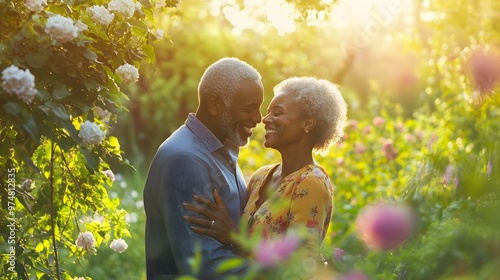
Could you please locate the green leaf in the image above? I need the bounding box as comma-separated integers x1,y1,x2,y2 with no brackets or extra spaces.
44,101,69,119
82,148,99,172
83,78,100,91
52,85,71,101
142,44,155,62
216,257,246,274
24,49,49,68
35,242,44,253
81,48,98,62
3,101,22,115
22,115,40,144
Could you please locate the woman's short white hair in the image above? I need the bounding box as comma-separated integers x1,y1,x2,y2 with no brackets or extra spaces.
198,57,261,105
274,77,348,154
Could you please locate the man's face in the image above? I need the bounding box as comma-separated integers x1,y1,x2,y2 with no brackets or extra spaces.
218,79,264,147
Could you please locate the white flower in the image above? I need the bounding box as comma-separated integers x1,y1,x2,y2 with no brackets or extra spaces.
45,15,79,43
20,179,35,192
108,0,136,19
88,5,115,26
115,63,139,85
154,29,164,39
93,106,111,121
78,121,106,145
76,231,96,251
75,20,88,32
155,0,166,8
102,169,116,182
1,65,37,104
110,238,128,253
135,2,143,15
25,0,47,13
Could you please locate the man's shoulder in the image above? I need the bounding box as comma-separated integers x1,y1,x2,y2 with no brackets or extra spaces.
153,126,211,162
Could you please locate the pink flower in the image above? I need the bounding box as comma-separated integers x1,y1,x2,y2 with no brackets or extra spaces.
336,157,345,166
404,133,417,143
254,233,301,268
467,48,500,93
427,133,438,150
381,138,397,161
355,142,366,155
373,116,385,126
339,270,369,280
348,119,359,129
442,164,455,185
362,126,372,135
356,204,414,251
396,123,406,133
487,160,492,176
334,247,344,259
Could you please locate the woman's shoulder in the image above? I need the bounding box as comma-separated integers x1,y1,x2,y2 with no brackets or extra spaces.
253,163,280,175
302,164,330,180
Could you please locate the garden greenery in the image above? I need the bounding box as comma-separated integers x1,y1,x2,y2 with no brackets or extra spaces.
1,0,500,279
0,0,179,279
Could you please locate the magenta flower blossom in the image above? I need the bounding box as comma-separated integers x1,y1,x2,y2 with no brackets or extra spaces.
254,233,301,268
356,204,414,251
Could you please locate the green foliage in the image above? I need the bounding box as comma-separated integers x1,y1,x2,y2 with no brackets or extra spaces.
0,0,178,279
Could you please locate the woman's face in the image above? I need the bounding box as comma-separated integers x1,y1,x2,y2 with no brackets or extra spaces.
262,91,307,151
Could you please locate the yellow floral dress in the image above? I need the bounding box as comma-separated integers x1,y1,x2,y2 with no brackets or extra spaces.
242,163,333,242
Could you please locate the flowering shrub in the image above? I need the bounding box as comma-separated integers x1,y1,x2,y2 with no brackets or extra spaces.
0,0,179,279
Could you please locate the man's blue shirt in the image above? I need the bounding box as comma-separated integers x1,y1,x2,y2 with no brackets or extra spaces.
144,113,248,279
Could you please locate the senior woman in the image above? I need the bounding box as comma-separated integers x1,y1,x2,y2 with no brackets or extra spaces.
183,76,347,254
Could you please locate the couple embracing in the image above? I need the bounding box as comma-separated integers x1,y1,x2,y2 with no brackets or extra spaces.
143,57,347,279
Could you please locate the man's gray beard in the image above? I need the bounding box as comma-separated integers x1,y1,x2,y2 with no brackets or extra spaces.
220,110,247,147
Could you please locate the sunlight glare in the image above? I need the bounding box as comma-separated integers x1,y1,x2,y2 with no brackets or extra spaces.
266,0,297,34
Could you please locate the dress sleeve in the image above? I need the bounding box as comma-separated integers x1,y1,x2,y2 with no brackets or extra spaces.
288,176,333,243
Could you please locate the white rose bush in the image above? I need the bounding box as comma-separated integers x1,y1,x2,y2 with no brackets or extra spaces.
0,0,179,279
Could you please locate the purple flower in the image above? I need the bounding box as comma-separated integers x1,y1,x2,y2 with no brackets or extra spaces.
356,204,414,251
334,247,345,259
442,164,455,185
254,233,301,268
487,160,492,176
339,270,369,280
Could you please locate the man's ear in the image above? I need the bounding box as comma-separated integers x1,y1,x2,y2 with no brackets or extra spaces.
206,94,225,116
303,117,317,133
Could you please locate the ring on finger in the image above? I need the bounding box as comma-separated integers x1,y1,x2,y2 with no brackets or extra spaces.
210,220,215,228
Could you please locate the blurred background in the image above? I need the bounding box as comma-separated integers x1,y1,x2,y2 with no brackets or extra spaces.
84,0,500,279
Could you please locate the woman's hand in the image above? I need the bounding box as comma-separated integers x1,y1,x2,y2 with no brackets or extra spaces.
182,188,239,245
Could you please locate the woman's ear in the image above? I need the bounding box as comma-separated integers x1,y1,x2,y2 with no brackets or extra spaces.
303,117,317,133
206,94,225,116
